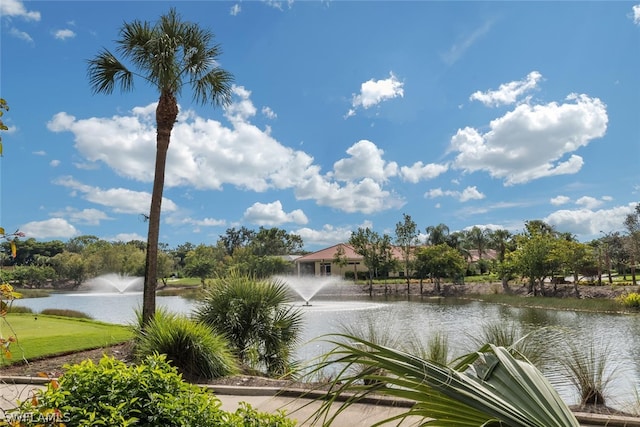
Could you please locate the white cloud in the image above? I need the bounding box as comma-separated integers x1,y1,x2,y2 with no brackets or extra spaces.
49,159,60,167
9,27,33,43
243,200,308,226
295,224,354,247
332,140,398,183
108,233,146,243
166,216,226,227
33,150,46,156
348,72,404,117
451,93,608,185
550,195,570,205
48,88,406,215
633,5,640,25
400,161,448,183
295,176,405,214
230,4,241,15
545,203,636,238
441,19,493,65
51,207,112,226
53,29,76,40
425,186,485,202
470,71,542,107
262,106,277,119
575,196,603,209
54,176,177,215
20,218,79,239
1,0,40,20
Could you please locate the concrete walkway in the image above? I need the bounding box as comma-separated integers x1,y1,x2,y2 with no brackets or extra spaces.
1,377,639,427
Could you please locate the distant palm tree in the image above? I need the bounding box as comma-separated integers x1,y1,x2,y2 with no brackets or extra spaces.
425,223,450,246
88,9,234,325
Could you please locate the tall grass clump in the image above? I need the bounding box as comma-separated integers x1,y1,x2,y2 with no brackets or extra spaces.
39,308,92,319
468,321,556,368
133,309,238,381
195,271,303,377
555,337,619,408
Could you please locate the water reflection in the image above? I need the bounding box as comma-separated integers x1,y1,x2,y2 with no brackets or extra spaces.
12,292,640,409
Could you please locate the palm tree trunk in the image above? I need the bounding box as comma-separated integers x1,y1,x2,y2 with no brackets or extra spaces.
142,92,178,326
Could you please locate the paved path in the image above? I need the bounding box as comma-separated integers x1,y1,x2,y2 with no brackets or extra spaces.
1,378,639,427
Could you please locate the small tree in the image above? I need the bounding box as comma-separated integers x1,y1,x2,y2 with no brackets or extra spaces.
395,213,418,293
414,244,466,294
349,228,393,296
184,244,222,287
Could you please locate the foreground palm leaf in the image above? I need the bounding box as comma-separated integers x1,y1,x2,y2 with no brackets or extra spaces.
307,334,579,427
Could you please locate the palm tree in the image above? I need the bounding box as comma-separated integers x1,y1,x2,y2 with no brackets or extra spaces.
308,334,580,426
425,223,450,246
88,9,234,325
195,271,303,377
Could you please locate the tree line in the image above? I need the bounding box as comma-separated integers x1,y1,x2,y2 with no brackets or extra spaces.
346,206,640,296
1,204,638,294
0,226,304,289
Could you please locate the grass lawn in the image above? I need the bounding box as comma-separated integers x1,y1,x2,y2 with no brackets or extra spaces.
0,314,132,366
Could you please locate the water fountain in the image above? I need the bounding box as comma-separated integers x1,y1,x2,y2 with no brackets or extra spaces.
276,275,339,306
85,273,144,293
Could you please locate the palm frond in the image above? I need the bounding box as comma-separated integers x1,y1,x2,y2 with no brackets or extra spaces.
306,334,580,427
87,49,134,94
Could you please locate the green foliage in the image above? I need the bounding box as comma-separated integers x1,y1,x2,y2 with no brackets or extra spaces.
195,271,303,376
554,337,618,407
39,309,92,319
12,354,294,426
617,292,640,308
133,309,238,381
308,335,579,427
414,244,466,293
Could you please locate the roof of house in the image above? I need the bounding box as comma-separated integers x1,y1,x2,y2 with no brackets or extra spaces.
297,244,499,264
296,243,411,263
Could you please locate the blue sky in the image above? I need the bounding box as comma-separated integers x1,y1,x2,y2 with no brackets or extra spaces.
1,1,639,251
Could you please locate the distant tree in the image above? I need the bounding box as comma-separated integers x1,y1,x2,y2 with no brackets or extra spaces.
250,227,303,256
414,244,466,294
88,8,234,326
52,252,92,289
511,232,556,295
171,242,195,270
348,228,393,296
395,213,418,292
466,226,491,261
184,244,223,287
624,203,640,286
65,235,102,254
219,226,255,256
551,240,594,297
490,229,513,263
425,223,450,246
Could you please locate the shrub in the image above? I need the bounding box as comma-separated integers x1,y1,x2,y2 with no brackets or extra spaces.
133,309,238,381
618,292,640,308
39,308,92,319
11,354,294,426
195,271,303,376
6,305,33,314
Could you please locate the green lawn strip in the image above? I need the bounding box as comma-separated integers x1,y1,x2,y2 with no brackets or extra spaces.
1,314,132,366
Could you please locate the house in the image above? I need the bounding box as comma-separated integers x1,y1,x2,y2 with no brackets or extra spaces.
294,244,499,279
294,243,409,278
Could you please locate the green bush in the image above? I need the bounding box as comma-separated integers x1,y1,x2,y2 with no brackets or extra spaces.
11,354,294,427
133,309,238,381
6,305,33,314
618,292,640,308
195,271,303,376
